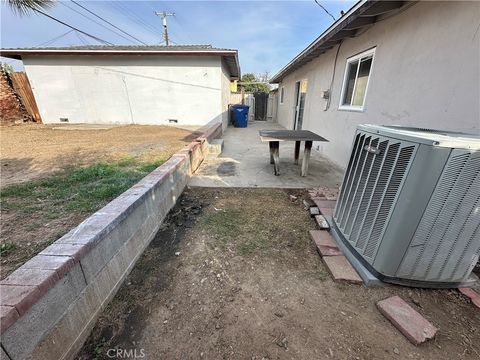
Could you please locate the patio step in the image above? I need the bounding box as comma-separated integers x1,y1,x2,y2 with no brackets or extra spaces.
207,139,224,158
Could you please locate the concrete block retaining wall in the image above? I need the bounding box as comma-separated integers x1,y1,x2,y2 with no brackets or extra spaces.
0,122,222,360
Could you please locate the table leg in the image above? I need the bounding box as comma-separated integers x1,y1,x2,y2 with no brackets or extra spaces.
294,141,301,165
269,142,274,164
272,141,280,176
301,141,312,177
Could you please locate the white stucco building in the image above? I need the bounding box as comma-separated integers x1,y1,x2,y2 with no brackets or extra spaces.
271,0,480,168
1,45,240,128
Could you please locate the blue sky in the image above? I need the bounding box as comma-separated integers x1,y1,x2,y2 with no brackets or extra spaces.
1,0,356,76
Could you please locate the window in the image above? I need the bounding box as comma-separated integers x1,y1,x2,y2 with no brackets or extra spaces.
280,86,285,104
339,48,375,111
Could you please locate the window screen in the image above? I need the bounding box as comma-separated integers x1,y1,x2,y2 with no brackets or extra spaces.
340,49,375,109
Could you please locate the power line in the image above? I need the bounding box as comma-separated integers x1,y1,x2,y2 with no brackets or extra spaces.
171,14,195,45
3,30,75,65
111,3,159,39
124,3,163,34
314,0,336,22
70,0,149,45
75,31,88,45
61,2,136,44
111,2,161,39
29,7,113,45
39,30,75,47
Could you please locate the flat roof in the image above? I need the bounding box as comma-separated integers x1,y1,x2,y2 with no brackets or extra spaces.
0,44,241,79
270,0,410,83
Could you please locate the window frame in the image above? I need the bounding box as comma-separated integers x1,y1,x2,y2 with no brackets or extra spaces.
280,86,285,104
338,47,376,112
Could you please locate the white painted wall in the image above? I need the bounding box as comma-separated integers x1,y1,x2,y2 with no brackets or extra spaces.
220,60,232,129
23,55,228,126
276,1,480,168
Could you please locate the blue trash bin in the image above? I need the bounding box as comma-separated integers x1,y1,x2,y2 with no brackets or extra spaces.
231,105,249,128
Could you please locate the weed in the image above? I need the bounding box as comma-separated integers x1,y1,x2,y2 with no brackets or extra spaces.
197,189,314,258
25,223,41,232
117,157,136,167
0,158,168,270
238,237,268,255
0,242,16,256
93,338,107,360
0,158,166,216
137,160,165,173
200,209,246,245
200,208,275,255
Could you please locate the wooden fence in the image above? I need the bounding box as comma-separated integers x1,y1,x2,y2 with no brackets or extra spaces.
10,72,42,123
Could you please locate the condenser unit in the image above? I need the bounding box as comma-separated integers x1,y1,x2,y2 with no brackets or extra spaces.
332,125,480,287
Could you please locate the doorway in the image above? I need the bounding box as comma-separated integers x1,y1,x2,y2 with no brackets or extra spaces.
293,79,308,130
253,92,268,121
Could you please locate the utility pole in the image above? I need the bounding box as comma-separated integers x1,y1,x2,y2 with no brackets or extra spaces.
155,11,175,46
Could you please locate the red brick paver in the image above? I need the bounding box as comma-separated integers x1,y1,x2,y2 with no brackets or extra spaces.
39,243,89,262
1,268,59,296
319,207,334,217
377,295,438,345
22,254,75,280
312,199,336,209
0,305,19,333
322,256,362,284
459,287,480,309
315,215,330,230
0,285,42,316
309,230,343,257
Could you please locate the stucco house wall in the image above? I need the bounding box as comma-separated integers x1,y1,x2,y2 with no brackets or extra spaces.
220,60,232,129
23,55,228,126
276,1,480,168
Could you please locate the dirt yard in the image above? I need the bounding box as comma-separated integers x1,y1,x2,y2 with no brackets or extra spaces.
0,123,196,278
78,188,480,360
0,123,197,187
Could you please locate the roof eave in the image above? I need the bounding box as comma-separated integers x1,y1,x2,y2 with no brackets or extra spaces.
0,49,241,79
0,49,238,58
270,0,409,83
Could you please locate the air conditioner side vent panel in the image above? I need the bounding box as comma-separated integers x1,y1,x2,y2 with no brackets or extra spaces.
333,129,417,262
364,145,416,260
397,152,480,282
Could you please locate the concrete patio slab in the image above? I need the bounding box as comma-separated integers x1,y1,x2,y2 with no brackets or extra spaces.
189,121,343,188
